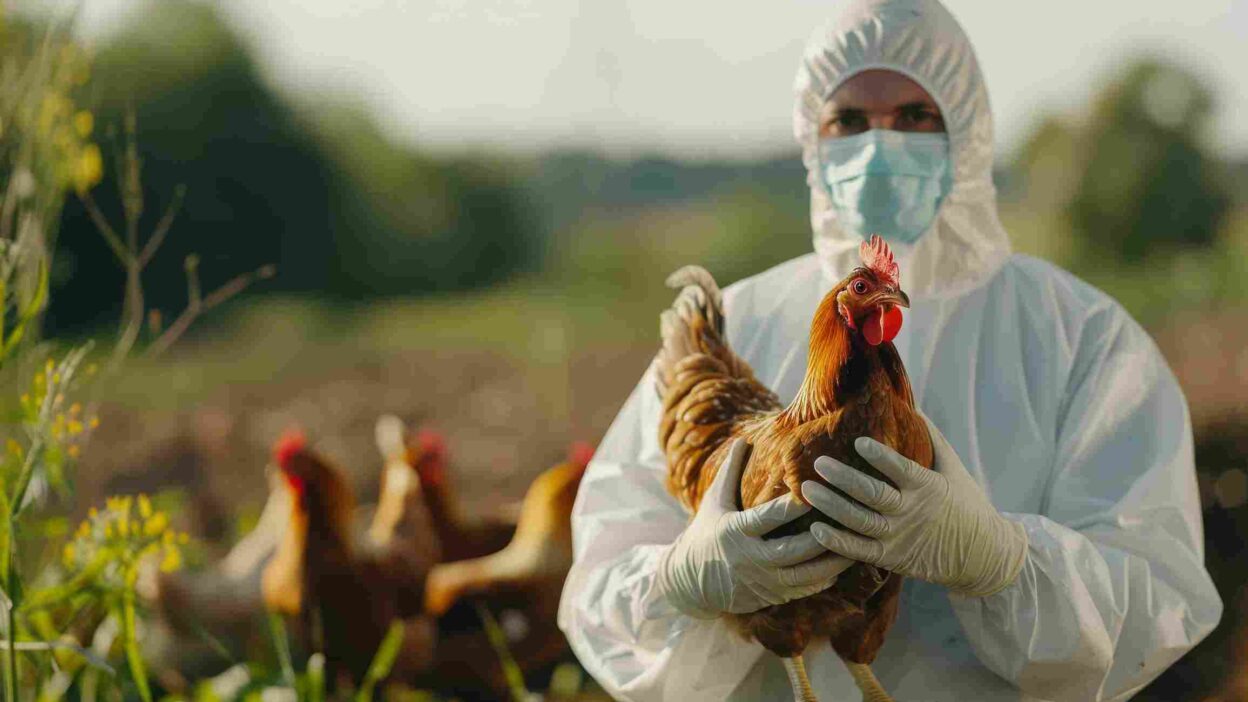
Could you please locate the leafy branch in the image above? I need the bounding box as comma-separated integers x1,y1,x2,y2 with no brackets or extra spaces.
77,110,276,372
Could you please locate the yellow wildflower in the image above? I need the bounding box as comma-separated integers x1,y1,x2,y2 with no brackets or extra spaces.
138,494,152,519
73,143,103,194
72,111,92,138
89,417,100,429
159,546,182,573
143,513,168,537
67,445,79,459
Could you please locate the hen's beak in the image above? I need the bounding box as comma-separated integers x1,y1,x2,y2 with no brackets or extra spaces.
867,288,909,310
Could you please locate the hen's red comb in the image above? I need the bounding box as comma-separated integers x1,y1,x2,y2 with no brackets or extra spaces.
567,441,595,467
859,235,900,288
416,428,446,459
273,428,306,469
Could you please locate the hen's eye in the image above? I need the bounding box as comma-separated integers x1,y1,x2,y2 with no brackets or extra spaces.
852,279,869,295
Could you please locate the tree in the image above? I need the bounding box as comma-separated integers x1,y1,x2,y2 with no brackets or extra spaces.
1065,58,1230,262
49,0,542,333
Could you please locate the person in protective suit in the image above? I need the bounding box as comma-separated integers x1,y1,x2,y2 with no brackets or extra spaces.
557,0,1223,699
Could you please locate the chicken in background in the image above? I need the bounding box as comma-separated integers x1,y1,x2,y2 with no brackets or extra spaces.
404,428,516,562
261,426,438,687
418,441,593,699
140,457,291,686
654,236,931,702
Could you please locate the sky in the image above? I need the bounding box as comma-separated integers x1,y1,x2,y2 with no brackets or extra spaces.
57,0,1248,161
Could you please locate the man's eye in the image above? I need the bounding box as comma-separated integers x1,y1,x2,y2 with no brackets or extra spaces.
824,112,866,135
899,107,940,125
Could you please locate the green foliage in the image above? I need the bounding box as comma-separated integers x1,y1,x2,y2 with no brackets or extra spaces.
50,0,543,335
1062,59,1230,262
1003,55,1246,326
303,104,544,296
354,622,404,702
474,603,529,702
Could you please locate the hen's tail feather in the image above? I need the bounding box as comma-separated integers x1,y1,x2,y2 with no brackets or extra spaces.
665,265,724,332
655,265,741,398
375,414,407,465
782,655,818,702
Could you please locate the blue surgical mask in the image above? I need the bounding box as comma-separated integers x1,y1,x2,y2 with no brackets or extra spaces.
817,129,952,245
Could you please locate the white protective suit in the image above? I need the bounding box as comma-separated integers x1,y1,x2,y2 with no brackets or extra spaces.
557,0,1223,699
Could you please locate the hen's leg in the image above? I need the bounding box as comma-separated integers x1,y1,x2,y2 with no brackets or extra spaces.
845,662,893,702
782,655,818,702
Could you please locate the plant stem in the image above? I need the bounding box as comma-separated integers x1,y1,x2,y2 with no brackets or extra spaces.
267,612,296,689
4,559,16,702
475,603,529,702
118,585,151,702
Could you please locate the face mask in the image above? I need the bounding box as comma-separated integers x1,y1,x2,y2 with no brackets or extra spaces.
817,129,952,245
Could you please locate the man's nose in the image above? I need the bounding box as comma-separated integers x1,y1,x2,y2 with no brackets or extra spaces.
867,114,897,131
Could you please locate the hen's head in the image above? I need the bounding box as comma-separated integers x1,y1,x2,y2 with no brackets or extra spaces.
407,428,448,488
567,441,595,469
833,235,910,347
271,428,353,530
273,428,308,497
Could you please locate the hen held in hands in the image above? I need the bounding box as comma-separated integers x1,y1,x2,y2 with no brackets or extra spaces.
653,235,932,702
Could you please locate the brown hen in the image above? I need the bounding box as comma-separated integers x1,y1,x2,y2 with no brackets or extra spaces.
261,425,439,687
655,236,932,702
418,443,592,699
403,429,518,563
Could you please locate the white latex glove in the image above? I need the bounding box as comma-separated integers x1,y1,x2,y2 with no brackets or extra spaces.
656,438,855,619
802,415,1029,597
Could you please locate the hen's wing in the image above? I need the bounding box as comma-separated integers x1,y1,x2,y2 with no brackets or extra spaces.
655,266,782,511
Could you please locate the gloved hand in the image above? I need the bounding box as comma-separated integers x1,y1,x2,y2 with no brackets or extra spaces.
802,415,1029,597
656,438,854,619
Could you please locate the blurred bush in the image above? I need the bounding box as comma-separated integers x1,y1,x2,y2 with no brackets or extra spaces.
47,1,542,335
1066,59,1230,262
1003,58,1246,328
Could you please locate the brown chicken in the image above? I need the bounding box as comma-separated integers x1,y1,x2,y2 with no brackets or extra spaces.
419,442,592,699
261,426,439,686
655,236,931,702
404,428,518,563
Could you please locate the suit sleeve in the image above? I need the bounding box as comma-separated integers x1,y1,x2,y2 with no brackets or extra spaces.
949,303,1223,701
557,365,766,701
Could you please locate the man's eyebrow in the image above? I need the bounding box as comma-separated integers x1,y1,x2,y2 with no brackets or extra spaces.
895,101,940,112
826,106,865,120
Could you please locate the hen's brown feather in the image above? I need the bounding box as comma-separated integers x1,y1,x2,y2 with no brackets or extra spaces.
655,269,782,511
654,264,933,663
